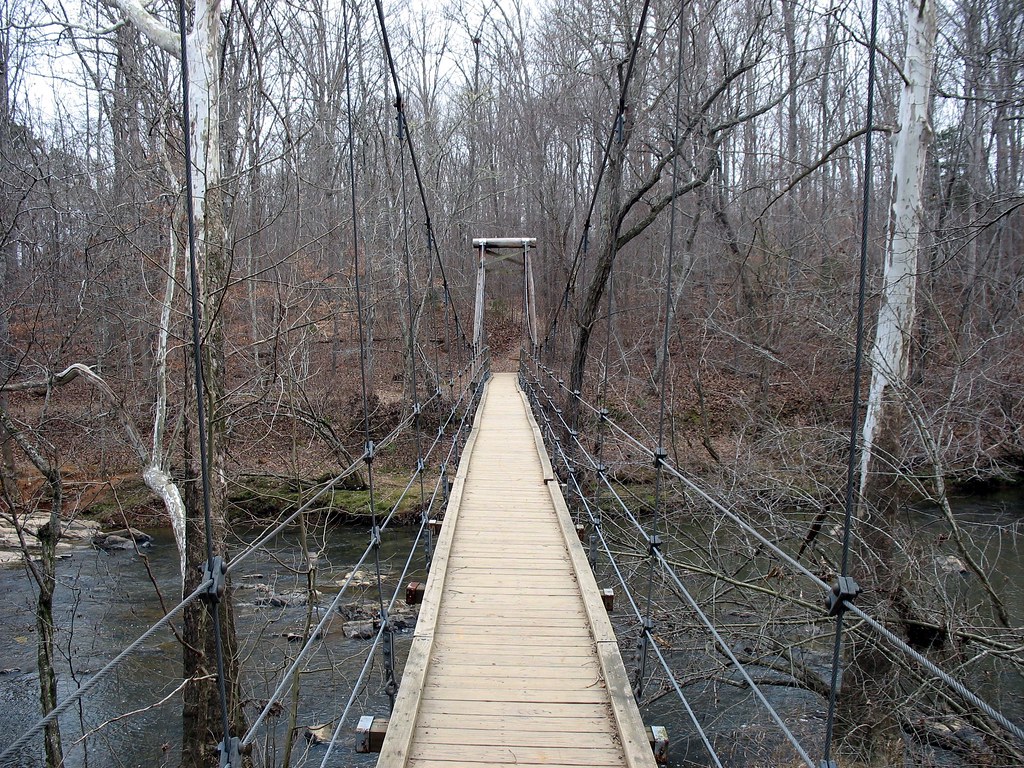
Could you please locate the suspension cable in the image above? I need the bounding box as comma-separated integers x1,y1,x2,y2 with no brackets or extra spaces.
525,367,813,766
821,0,881,759
174,0,234,759
317,498,435,766
638,0,689,700
239,371,483,748
371,0,466,344
526,356,1024,745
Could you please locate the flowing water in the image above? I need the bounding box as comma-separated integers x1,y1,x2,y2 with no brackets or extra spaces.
1,491,1022,767
0,523,424,768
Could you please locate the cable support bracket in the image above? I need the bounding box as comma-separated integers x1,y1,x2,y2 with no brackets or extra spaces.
413,402,422,418
826,576,862,617
364,441,376,464
417,457,425,473
599,407,609,422
596,462,608,475
647,534,662,555
652,446,668,467
395,104,406,141
200,556,227,603
370,525,382,550
219,736,240,768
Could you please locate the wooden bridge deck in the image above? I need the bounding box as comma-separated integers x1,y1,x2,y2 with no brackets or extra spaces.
377,372,655,768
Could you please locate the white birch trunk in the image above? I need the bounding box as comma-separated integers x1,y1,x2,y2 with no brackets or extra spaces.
110,0,223,582
188,0,220,243
150,185,186,578
859,0,937,496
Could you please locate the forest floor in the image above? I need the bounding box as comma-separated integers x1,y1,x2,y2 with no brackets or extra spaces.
4,311,1023,539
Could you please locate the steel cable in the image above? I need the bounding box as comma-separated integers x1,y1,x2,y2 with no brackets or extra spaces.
371,0,466,344
0,581,212,763
822,0,882,758
173,0,233,756
525,356,1024,745
239,371,485,748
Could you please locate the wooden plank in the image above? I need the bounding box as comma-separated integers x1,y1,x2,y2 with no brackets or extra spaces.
409,743,624,766
414,727,621,750
424,674,605,691
428,643,598,655
440,605,586,616
442,585,582,595
429,648,598,663
517,380,656,768
428,659,598,673
429,642,597,655
420,686,610,704
416,714,612,734
416,699,614,719
423,663,600,679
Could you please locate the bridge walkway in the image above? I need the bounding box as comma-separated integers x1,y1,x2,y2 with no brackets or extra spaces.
376,372,654,768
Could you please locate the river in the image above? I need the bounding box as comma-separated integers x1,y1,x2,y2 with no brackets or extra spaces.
0,523,423,768
1,491,1022,767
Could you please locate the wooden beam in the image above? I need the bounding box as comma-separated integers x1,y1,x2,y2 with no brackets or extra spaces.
471,237,537,249
355,716,389,753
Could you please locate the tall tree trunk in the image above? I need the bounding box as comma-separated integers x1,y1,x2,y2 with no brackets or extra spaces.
0,409,64,767
108,0,244,762
0,15,17,480
841,0,937,761
179,1,245,764
569,120,626,427
35,514,62,768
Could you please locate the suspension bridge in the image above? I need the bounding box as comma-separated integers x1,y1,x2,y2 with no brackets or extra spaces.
375,372,653,768
3,0,1024,764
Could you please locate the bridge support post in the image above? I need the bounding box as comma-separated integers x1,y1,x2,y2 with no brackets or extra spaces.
355,716,389,753
472,241,486,354
470,236,538,357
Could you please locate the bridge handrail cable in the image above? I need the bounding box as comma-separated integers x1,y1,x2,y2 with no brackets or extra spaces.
523,367,817,768
240,369,489,747
522,356,1024,745
544,435,726,768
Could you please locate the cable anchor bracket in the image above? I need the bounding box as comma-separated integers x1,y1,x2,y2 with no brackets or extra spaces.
826,576,862,617
218,736,240,768
200,556,227,603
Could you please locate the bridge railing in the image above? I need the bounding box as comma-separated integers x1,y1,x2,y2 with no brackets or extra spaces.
1,348,491,767
518,349,1024,768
